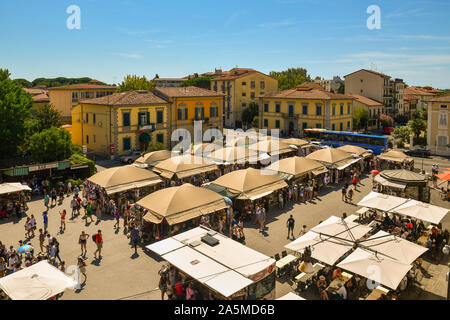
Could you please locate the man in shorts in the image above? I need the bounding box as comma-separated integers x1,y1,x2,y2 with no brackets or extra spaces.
93,230,103,259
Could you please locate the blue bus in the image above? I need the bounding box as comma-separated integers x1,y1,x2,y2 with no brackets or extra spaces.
303,129,388,155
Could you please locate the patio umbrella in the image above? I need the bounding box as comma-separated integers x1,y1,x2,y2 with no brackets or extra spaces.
370,170,380,175
435,171,450,181
337,248,412,290
17,245,33,254
391,199,449,225
359,230,428,264
357,192,408,212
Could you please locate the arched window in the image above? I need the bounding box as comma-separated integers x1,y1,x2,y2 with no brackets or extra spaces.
210,102,219,118
177,103,188,121
195,103,204,120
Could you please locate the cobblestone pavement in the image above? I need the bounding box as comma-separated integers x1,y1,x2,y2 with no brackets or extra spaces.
1,174,449,300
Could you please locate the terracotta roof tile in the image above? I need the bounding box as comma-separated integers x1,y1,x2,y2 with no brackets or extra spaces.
153,86,224,98
427,95,450,103
344,69,391,79
261,88,354,100
349,94,383,106
79,90,168,105
48,84,116,90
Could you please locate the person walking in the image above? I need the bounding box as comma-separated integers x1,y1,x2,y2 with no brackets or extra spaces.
54,239,62,263
95,200,102,223
77,257,87,284
298,225,307,237
38,228,45,252
29,214,36,237
78,231,89,257
24,217,32,238
287,215,295,239
93,230,103,259
113,208,120,229
352,173,358,191
71,196,78,219
43,211,48,233
130,224,140,254
341,184,348,202
86,201,93,223
59,209,66,232
347,187,354,203
50,188,57,206
44,192,50,211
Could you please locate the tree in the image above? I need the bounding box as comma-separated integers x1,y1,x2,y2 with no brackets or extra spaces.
352,108,369,130
14,78,33,88
393,126,411,143
0,69,33,157
28,127,73,162
117,75,155,92
147,142,166,152
33,103,62,132
181,76,214,89
241,102,259,128
337,83,345,94
379,114,393,128
269,67,312,90
408,118,426,138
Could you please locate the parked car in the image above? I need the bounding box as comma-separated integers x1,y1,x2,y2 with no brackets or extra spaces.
120,151,142,164
404,148,431,158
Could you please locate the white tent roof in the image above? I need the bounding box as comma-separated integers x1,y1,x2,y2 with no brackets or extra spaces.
360,231,428,265
0,261,77,300
0,183,32,195
357,192,408,212
337,248,412,290
276,292,306,300
392,200,449,225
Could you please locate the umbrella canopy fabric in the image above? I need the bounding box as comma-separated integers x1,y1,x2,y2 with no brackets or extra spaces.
276,292,306,300
435,171,450,181
152,155,218,180
392,200,449,225
360,231,428,265
380,170,426,183
378,150,413,163
87,165,162,194
373,175,407,190
17,245,33,253
306,148,354,167
357,192,408,212
0,183,32,195
311,217,373,242
281,138,310,148
209,167,287,200
337,145,373,158
138,183,228,225
134,150,172,167
208,146,261,164
371,170,380,175
265,157,326,179
337,248,412,290
225,136,258,147
249,140,295,156
0,261,77,300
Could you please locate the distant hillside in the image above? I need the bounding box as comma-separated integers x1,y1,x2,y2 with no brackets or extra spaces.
14,77,107,88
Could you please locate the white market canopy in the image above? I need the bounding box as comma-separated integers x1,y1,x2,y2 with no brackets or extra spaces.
147,226,275,298
337,248,412,290
276,292,306,300
360,231,428,265
0,261,77,300
392,200,449,225
0,183,32,196
356,192,408,212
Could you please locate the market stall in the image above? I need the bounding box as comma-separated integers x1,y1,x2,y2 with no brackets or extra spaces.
377,150,414,170
0,182,32,219
249,140,297,163
133,150,172,169
374,169,429,202
136,183,229,241
0,260,77,300
207,146,268,170
147,226,276,300
281,138,316,157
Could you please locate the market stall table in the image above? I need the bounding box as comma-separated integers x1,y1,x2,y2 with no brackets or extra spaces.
326,271,353,294
365,285,390,300
275,254,297,269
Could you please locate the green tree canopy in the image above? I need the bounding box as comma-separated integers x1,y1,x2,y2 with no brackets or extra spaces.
0,69,33,157
241,102,259,127
352,108,369,130
117,75,155,92
33,103,62,132
147,142,166,152
28,127,73,162
14,78,33,88
269,67,312,90
181,75,214,89
408,118,427,138
393,126,411,142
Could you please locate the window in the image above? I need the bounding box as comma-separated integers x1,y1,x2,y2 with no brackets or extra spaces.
302,104,308,115
178,104,188,121
340,104,344,115
316,123,321,128
332,124,335,131
242,103,247,107
260,92,264,95
438,136,448,147
72,92,78,102
340,123,343,131
93,135,96,143
347,103,351,114
93,113,96,124
210,104,219,118
157,134,164,144
242,81,247,86
242,92,246,97
264,119,268,127
275,120,280,129
264,103,269,112
302,122,307,129
316,104,322,116
195,103,205,120
157,110,164,124
251,92,255,99
441,105,448,109
85,113,89,123
123,112,130,126
275,103,280,113
123,137,131,151
347,121,350,129
332,104,336,116
439,114,447,126
288,104,294,117
86,135,89,144
251,81,255,89
260,81,265,89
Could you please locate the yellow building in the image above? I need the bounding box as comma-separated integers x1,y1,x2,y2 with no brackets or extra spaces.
23,88,50,115
72,90,170,157
48,84,116,123
210,68,278,128
404,94,418,120
152,86,225,148
427,95,450,156
349,94,383,130
259,87,354,136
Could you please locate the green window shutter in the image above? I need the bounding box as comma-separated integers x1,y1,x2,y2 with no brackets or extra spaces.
137,112,141,126
201,108,204,119
147,112,150,125
185,108,188,120
178,109,182,120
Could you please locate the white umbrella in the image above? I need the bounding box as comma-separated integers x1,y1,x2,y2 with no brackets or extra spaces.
312,218,373,242
392,200,449,225
276,292,306,300
337,248,412,290
0,261,77,300
359,230,428,265
357,191,408,212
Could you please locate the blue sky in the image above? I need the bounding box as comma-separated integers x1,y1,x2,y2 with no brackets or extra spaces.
1,0,450,87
